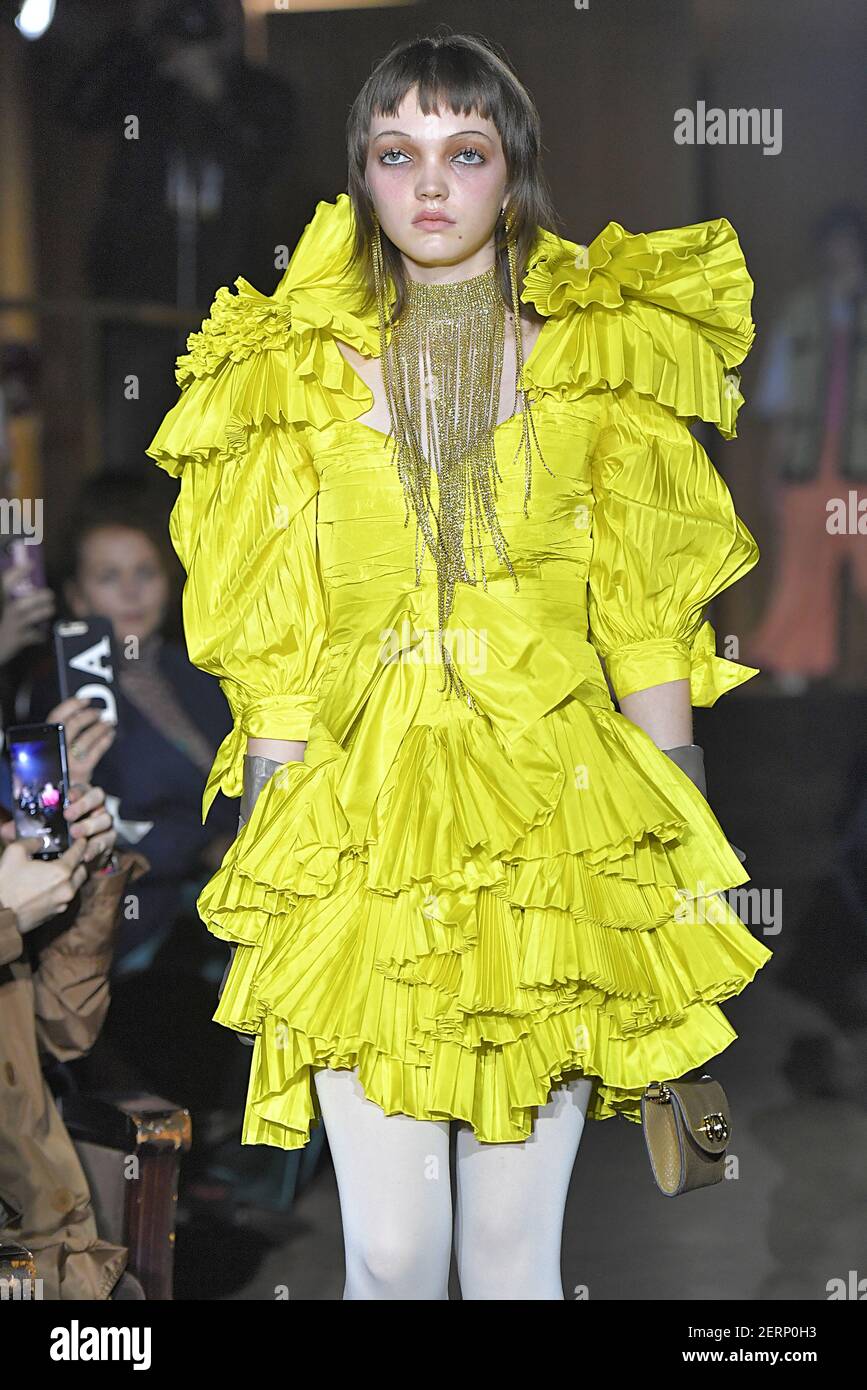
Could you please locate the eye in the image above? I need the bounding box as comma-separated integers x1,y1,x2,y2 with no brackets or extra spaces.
377,145,489,167
453,146,485,165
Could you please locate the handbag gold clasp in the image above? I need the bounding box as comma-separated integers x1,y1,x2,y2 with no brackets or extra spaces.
700,1111,729,1143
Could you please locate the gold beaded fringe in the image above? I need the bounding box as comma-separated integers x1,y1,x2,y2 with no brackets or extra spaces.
371,215,552,706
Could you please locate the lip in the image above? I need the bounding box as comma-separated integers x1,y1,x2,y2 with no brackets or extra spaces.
412,210,455,228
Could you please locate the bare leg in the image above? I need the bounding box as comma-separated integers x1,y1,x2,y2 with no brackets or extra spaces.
454,1074,594,1299
313,1066,452,1300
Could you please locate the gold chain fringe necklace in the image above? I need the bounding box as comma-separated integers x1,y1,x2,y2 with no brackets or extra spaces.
371,212,552,707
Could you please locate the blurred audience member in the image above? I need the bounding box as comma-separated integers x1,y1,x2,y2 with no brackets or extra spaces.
745,202,867,692
24,473,237,975
0,780,149,1299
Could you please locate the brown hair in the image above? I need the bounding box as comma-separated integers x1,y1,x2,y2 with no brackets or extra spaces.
346,31,558,322
62,471,184,640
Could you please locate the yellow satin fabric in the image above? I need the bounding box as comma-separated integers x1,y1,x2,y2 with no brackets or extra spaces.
146,194,772,1147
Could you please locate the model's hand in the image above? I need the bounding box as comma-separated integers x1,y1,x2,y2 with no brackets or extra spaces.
237,752,286,831
661,744,748,868
0,836,89,933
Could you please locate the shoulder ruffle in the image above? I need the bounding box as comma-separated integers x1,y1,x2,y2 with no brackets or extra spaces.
521,217,755,438
146,200,757,478
146,194,380,477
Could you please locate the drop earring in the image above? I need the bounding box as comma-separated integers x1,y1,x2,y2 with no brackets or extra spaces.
371,211,390,343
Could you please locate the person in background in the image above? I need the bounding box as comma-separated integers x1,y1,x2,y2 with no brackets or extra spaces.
10,480,261,1221
744,202,867,692
25,472,237,975
0,757,150,1299
5,542,261,1228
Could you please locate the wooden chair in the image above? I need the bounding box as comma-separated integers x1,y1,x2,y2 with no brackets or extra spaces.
57,1090,191,1300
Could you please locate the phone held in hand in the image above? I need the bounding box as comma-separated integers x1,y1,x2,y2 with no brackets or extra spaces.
0,537,47,597
4,722,71,859
53,616,121,734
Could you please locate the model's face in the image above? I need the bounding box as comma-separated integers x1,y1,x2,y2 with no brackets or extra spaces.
365,87,509,281
67,526,169,648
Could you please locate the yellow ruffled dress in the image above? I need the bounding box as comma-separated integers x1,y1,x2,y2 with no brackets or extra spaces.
146,193,773,1149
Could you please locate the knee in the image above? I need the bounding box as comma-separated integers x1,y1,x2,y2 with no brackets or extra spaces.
345,1220,450,1300
460,1206,532,1270
456,1212,561,1300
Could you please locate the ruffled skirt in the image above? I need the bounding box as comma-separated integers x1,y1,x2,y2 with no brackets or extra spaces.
201,656,772,1149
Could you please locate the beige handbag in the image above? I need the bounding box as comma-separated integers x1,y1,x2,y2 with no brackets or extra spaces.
641,1073,731,1197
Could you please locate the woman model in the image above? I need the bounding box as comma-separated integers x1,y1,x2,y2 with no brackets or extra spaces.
147,33,773,1299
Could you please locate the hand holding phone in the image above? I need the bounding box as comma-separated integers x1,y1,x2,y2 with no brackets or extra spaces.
1,539,46,596
0,836,88,934
0,560,55,665
47,696,116,786
63,782,116,866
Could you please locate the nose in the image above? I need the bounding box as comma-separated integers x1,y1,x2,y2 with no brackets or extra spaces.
413,153,450,205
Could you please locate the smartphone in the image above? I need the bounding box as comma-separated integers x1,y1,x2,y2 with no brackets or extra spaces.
53,617,120,731
0,537,47,597
5,722,71,859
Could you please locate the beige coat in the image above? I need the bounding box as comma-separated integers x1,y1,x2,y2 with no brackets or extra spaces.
0,848,150,1299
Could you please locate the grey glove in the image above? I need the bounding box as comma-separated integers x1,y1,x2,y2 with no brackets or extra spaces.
662,742,747,865
219,753,284,1045
238,753,283,831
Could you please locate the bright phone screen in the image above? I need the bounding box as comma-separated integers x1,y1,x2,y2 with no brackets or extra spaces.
9,728,69,857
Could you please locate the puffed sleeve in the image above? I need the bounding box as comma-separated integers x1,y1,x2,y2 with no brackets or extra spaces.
518,213,761,706
145,279,331,822
587,385,759,704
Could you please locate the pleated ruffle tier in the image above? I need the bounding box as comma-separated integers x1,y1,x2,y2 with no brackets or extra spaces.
204,689,772,1148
